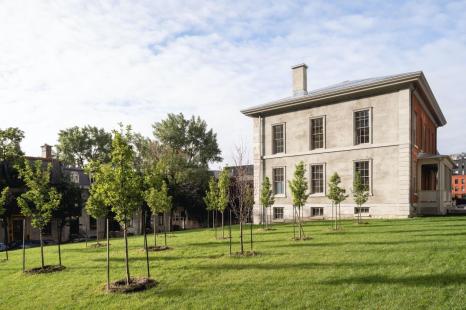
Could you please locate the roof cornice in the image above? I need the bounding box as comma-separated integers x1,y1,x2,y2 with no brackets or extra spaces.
241,71,446,127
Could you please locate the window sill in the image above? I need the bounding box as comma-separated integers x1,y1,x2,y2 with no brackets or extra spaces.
274,194,286,198
309,193,325,197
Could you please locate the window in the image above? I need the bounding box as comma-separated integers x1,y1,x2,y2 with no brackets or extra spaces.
354,207,370,215
354,160,370,190
273,207,284,220
70,171,80,184
90,217,97,230
272,124,285,154
354,110,370,144
311,207,323,217
310,164,324,194
273,167,285,195
455,179,459,184
310,117,324,150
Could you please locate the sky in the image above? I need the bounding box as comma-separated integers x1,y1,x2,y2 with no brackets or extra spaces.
0,0,465,166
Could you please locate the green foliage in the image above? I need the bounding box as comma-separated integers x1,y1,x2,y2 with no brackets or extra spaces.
144,181,172,215
16,160,61,230
0,187,10,216
106,129,143,224
0,127,24,163
327,172,348,204
56,126,112,168
288,161,309,208
153,113,222,167
204,177,218,211
85,161,112,221
260,176,274,209
353,171,369,207
217,168,230,213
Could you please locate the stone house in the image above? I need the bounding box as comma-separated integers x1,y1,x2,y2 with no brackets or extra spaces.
241,64,453,222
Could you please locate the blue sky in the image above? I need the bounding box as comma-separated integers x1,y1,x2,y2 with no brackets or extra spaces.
0,1,465,165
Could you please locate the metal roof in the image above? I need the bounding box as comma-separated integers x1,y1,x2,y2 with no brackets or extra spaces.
240,70,446,126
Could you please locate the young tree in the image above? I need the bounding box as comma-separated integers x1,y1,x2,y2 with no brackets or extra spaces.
288,162,309,240
204,177,218,238
0,187,10,260
353,172,369,224
230,144,253,255
85,174,110,246
105,129,143,285
217,168,230,238
86,162,113,290
145,181,172,248
53,174,82,265
260,176,274,230
327,172,348,230
244,183,255,251
16,160,62,269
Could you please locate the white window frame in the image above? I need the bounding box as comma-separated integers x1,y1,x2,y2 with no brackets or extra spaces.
353,159,373,195
271,122,286,155
354,206,370,215
309,163,326,196
353,107,373,145
272,166,286,197
273,207,284,220
311,207,324,217
309,115,326,150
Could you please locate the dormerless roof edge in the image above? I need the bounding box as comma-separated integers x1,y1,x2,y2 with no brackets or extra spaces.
241,71,446,126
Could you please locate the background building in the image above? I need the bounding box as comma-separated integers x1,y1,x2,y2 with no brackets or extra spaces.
451,153,466,200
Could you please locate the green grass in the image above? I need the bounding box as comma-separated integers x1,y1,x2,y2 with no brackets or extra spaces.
2,217,466,309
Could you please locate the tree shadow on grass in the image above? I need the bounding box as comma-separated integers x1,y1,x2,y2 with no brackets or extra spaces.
273,239,440,249
320,273,466,287
192,261,401,271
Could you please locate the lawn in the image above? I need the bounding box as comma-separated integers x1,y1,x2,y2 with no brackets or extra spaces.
1,217,466,309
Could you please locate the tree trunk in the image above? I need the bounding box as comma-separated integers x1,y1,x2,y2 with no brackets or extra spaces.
39,229,44,268
293,206,296,239
338,203,341,229
123,222,130,286
239,218,244,254
221,211,224,239
250,218,253,252
3,217,8,260
154,213,158,247
229,209,232,256
207,210,210,229
22,218,26,272
106,217,110,292
96,218,100,245
57,221,62,266
299,207,302,240
213,210,217,238
144,212,150,278
164,213,167,247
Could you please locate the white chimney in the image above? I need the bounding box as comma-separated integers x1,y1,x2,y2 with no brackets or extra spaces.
292,63,308,96
41,144,52,159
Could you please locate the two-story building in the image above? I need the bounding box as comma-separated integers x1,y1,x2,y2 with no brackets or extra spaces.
242,64,453,222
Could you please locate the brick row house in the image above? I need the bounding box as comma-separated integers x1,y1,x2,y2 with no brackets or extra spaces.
241,64,453,222
451,153,466,200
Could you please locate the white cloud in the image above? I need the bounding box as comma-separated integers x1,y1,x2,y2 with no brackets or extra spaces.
0,0,465,164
